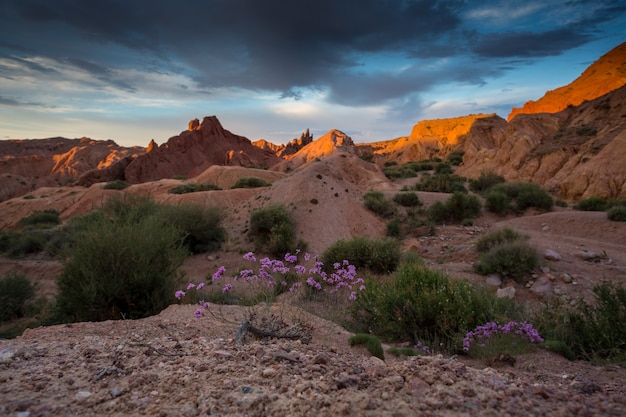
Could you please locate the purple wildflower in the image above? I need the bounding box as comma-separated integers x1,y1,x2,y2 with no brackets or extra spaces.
175,290,186,299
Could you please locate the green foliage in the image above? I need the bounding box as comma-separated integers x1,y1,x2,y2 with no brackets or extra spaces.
534,283,626,362
363,191,397,218
413,172,467,193
249,205,296,257
392,192,421,207
555,199,568,208
607,206,626,221
428,192,481,224
484,190,512,215
387,347,420,357
475,227,526,253
321,236,401,275
446,150,465,166
350,264,520,351
159,204,226,253
383,161,434,179
386,219,401,238
168,183,221,194
0,272,36,322
103,180,130,190
231,177,270,189
574,196,607,211
489,182,553,212
17,209,60,228
54,201,188,323
0,229,53,257
474,240,539,280
469,171,505,194
348,333,385,360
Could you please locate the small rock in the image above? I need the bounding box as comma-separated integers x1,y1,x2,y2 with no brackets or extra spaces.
562,273,573,283
496,287,516,299
262,368,277,378
531,276,553,296
369,356,386,367
75,391,91,400
485,274,502,287
574,250,597,261
544,249,561,261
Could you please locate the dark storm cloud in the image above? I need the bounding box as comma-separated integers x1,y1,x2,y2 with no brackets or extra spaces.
0,0,621,108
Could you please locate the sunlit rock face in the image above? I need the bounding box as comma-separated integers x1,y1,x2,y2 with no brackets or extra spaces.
508,42,626,121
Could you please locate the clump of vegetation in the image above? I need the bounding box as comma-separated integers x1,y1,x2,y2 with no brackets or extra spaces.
103,180,130,190
446,150,464,166
469,171,506,194
54,199,188,323
574,196,607,211
17,209,60,228
392,192,421,207
484,189,512,215
159,204,226,253
607,206,626,221
0,272,36,323
428,192,481,224
534,282,626,362
487,182,553,213
363,191,397,218
0,229,53,258
463,321,544,361
413,172,467,193
383,161,434,179
474,240,539,280
475,227,526,253
321,236,401,275
168,183,221,194
348,334,385,360
249,205,297,257
231,177,270,189
350,264,520,351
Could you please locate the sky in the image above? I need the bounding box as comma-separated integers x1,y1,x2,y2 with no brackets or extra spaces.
1,0,625,147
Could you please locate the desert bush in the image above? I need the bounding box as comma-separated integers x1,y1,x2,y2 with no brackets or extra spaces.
469,171,506,193
54,205,187,322
434,162,454,175
249,205,296,257
555,199,568,208
534,282,626,362
490,182,553,212
392,192,421,207
446,150,464,166
607,198,626,208
607,206,626,221
103,180,130,190
168,183,221,194
386,219,402,238
159,204,226,253
474,240,539,280
0,272,36,323
17,209,60,228
413,173,467,193
484,189,512,215
428,192,481,224
321,236,401,275
363,191,397,218
383,161,434,179
231,177,270,189
574,196,607,211
350,264,520,351
475,227,526,253
348,334,384,360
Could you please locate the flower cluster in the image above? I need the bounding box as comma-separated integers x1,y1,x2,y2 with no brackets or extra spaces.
413,341,431,354
175,251,365,319
463,321,544,352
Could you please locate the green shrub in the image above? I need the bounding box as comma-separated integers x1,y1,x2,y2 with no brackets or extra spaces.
350,264,520,351
490,182,553,212
607,206,626,221
474,240,539,280
159,204,226,253
392,192,421,207
321,237,401,275
469,171,506,193
428,192,481,224
447,150,464,166
484,189,513,215
555,199,568,208
348,334,385,360
54,204,187,322
363,191,397,218
607,198,626,208
168,183,221,194
4,230,52,257
0,272,36,322
535,283,626,362
386,219,401,238
103,180,130,190
383,161,434,179
387,347,420,357
231,177,270,189
434,163,454,175
250,205,296,257
475,227,526,253
414,173,467,193
17,209,60,228
574,196,607,211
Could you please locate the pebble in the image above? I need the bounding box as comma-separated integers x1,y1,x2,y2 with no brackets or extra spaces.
544,249,561,261
496,287,516,299
262,368,278,378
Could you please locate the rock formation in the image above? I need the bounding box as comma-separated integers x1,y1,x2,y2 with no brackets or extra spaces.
124,116,283,183
508,42,626,120
253,129,314,158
